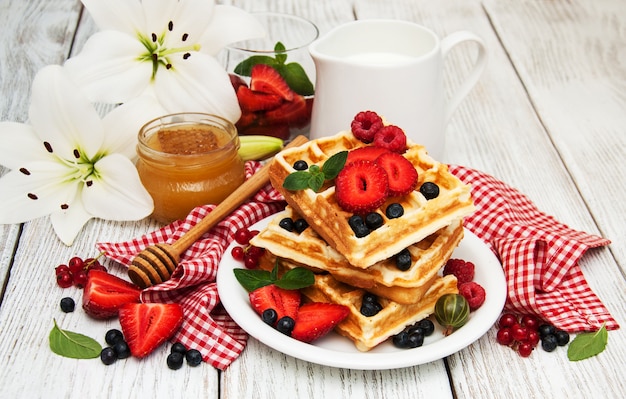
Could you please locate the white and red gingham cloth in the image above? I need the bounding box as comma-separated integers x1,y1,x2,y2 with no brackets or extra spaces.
97,162,618,369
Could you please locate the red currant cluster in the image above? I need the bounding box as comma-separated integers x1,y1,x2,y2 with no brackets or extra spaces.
495,313,569,357
230,227,265,269
55,255,106,289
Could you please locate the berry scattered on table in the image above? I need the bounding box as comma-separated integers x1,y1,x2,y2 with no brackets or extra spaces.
443,258,475,285
105,328,124,346
100,347,117,365
82,270,142,319
335,160,389,214
494,313,570,358
167,352,184,370
59,297,75,313
54,254,107,289
100,329,131,366
351,110,384,143
185,349,203,367
458,281,486,311
230,227,264,269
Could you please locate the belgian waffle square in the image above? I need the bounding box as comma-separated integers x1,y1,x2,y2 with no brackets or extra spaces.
269,130,475,268
250,206,464,304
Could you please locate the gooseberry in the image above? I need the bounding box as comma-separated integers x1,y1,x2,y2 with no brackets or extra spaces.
434,294,470,336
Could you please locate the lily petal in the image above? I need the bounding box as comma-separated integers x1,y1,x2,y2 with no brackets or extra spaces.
82,153,153,221
81,0,145,34
153,52,241,122
200,5,266,55
143,0,190,40
50,195,93,246
29,65,104,160
0,161,79,224
64,31,153,104
100,95,166,159
0,122,52,168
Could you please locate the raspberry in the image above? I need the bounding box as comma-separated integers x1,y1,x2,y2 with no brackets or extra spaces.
374,152,418,196
335,160,389,214
351,111,383,143
443,258,475,284
373,125,407,153
458,282,486,311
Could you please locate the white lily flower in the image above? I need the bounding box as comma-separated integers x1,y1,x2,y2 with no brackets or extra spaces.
0,65,165,246
64,0,265,123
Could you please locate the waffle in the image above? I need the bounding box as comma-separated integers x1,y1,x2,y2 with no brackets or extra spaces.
250,206,464,304
269,130,475,268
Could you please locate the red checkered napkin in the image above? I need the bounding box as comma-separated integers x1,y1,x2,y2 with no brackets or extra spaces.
449,165,619,332
96,162,286,370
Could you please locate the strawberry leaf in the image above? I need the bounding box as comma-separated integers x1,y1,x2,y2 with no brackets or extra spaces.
567,324,608,361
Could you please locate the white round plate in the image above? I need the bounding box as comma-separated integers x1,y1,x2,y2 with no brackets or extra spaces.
217,216,506,370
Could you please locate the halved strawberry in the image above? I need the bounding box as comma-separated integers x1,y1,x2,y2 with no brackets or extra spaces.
250,64,295,101
375,152,418,196
82,270,142,319
264,94,310,128
229,73,247,93
291,302,350,343
334,160,389,214
119,302,184,358
249,284,301,325
237,85,283,112
346,146,390,165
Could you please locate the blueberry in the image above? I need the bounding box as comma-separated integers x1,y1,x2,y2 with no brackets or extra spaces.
360,300,382,317
392,331,409,348
348,215,370,238
417,319,435,336
276,316,295,336
59,297,75,313
279,217,295,232
362,292,378,304
262,309,278,326
538,324,556,338
407,331,424,348
406,325,424,336
171,342,187,355
105,329,124,346
385,203,404,219
365,212,384,230
293,160,308,171
100,347,117,365
395,248,412,271
113,340,131,359
167,352,184,370
555,330,570,346
541,334,558,352
294,218,309,233
185,349,203,367
419,182,440,200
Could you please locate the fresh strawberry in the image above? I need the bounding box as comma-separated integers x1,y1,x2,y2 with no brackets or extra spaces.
236,110,258,128
346,146,390,165
264,94,310,127
229,73,247,93
373,125,407,153
291,302,350,343
249,284,301,325
236,85,283,112
334,160,389,214
82,270,142,319
118,302,184,358
351,111,384,143
250,64,295,101
374,152,418,196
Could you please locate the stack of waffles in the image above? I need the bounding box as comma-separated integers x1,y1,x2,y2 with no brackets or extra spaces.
250,130,475,351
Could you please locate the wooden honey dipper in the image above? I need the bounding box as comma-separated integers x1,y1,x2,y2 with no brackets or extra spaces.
128,135,308,289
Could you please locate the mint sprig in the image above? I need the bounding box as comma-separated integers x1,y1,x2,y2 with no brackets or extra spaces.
233,262,314,292
283,150,348,192
567,324,608,361
233,42,314,96
49,319,102,359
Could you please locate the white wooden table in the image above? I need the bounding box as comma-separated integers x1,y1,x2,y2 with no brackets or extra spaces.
1,0,625,398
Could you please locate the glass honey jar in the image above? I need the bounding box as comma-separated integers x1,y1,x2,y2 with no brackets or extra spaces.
136,113,245,224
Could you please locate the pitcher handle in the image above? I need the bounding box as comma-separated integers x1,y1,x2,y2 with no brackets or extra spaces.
441,31,488,122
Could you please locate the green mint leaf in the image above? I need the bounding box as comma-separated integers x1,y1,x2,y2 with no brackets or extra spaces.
322,151,348,180
49,319,102,359
567,324,608,361
233,55,278,76
283,171,313,190
308,171,325,192
275,63,315,96
274,42,287,64
233,268,273,292
274,267,315,290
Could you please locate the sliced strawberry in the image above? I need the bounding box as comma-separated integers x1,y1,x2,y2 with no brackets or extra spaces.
119,302,184,358
346,146,390,165
375,152,418,196
236,110,258,128
250,64,295,101
249,284,301,325
334,160,389,214
264,95,310,127
229,73,247,93
82,270,142,319
237,85,283,112
291,302,349,343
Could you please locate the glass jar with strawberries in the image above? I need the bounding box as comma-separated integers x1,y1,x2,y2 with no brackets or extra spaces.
221,12,318,142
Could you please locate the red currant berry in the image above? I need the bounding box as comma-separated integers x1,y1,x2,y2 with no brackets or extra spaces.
88,264,107,274
526,330,540,347
55,264,70,276
518,342,534,357
521,315,540,331
498,313,518,329
84,257,101,270
234,228,252,245
72,270,89,288
496,327,514,346
511,324,530,342
247,246,265,260
68,256,84,274
231,246,245,261
243,252,260,269
56,272,73,288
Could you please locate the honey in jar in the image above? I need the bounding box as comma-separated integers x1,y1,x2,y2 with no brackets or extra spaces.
136,113,245,223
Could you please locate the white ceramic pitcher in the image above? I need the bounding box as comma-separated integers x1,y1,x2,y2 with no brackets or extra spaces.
308,19,487,160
